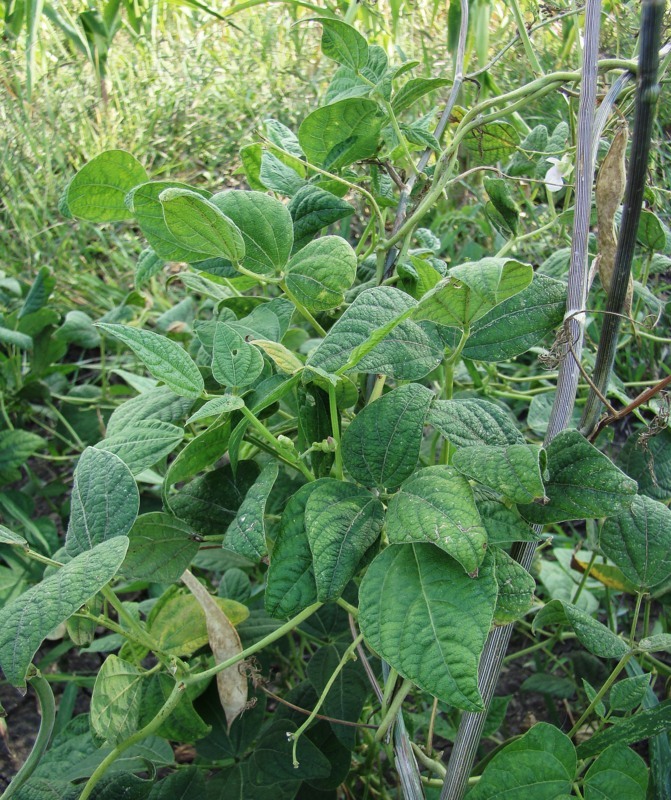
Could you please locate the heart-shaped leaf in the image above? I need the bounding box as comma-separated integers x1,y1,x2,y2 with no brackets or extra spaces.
91,655,144,745
359,544,497,710
413,257,533,328
212,322,264,388
284,235,357,312
428,398,524,448
123,512,199,582
341,383,433,488
224,463,279,562
67,150,148,222
452,444,546,504
305,479,384,601
315,17,369,70
519,430,637,524
387,465,487,575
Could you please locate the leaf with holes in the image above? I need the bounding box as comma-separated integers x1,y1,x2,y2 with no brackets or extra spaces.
387,465,487,575
224,463,279,562
211,322,264,388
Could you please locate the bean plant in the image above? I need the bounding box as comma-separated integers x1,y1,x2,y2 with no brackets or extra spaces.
1,2,671,799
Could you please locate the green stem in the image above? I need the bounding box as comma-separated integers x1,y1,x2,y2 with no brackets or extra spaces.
0,674,55,800
367,374,386,404
78,680,185,800
185,602,322,686
100,585,157,652
568,652,633,738
291,634,364,766
630,591,644,644
382,99,416,176
507,0,543,75
336,597,358,617
375,678,413,742
381,668,399,714
572,550,597,605
281,282,327,337
327,383,344,481
240,406,315,482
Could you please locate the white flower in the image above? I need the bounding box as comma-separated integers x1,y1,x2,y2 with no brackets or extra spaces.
544,158,564,193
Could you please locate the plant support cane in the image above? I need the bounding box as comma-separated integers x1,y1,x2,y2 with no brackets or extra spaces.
440,1,604,797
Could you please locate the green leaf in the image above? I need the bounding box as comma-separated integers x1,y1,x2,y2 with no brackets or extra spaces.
341,383,434,488
304,479,384,601
519,430,638,524
248,720,331,786
413,257,533,328
387,465,487,575
468,723,576,799
638,634,671,653
307,287,443,380
106,386,194,437
19,267,55,318
259,151,306,196
0,525,27,546
90,655,144,745
428,399,524,448
224,463,279,561
211,190,294,276
211,322,264,387
577,701,671,759
159,188,245,263
532,599,629,659
484,177,519,237
0,326,33,350
619,428,671,503
463,121,519,165
96,323,204,398
463,274,566,362
67,150,148,222
359,544,497,711
284,235,357,312
492,548,536,625
0,537,129,687
299,98,382,170
123,512,199,582
600,495,671,589
476,495,540,544
609,675,651,712
95,419,184,475
583,744,648,800
391,77,450,114
316,17,368,70
171,462,260,537
288,184,354,252
508,124,549,177
0,430,43,477
452,444,546,504
55,310,101,349
239,143,265,191
186,395,244,424
265,482,324,618
637,209,668,250
148,767,206,800
165,420,231,486
527,391,581,438
66,448,139,557
126,181,213,262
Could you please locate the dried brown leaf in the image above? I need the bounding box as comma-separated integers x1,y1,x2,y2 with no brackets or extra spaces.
181,569,247,730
